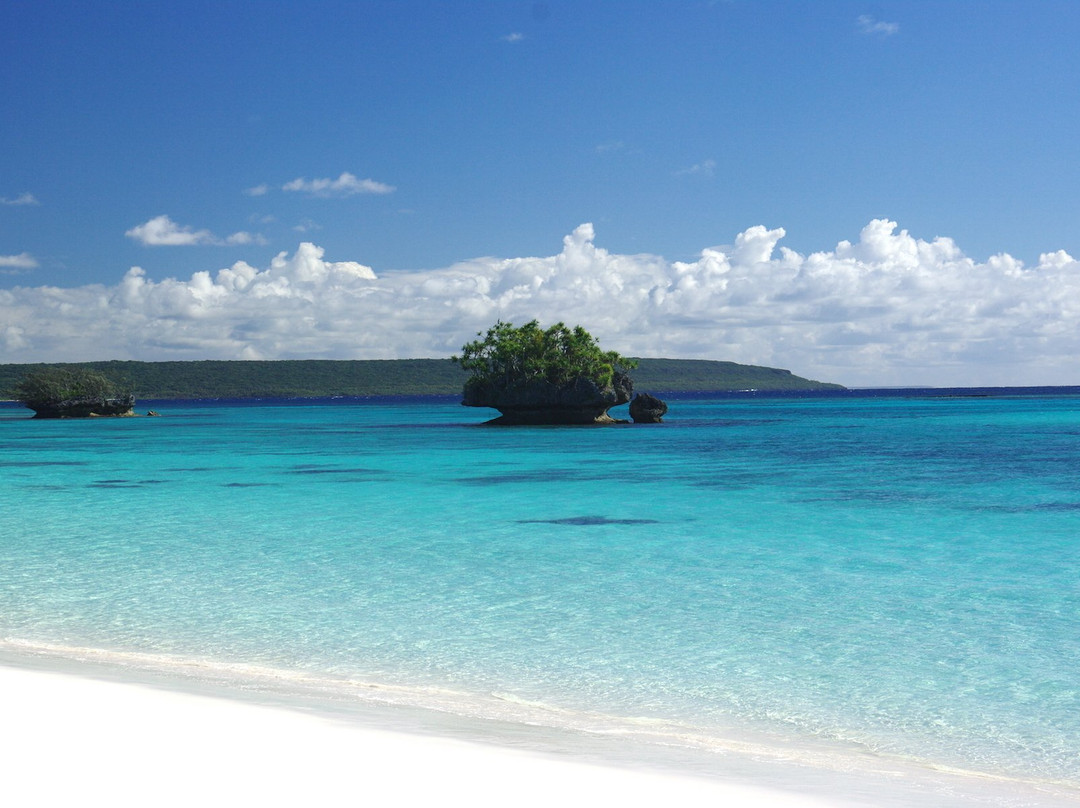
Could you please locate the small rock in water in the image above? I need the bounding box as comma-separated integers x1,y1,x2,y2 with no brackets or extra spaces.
629,393,668,423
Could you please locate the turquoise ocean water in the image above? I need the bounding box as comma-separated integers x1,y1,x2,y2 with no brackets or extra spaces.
2,392,1078,804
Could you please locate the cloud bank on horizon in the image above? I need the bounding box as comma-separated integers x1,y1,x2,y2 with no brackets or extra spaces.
2,220,1078,388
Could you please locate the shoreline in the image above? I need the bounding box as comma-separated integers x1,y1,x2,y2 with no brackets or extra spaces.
1,659,842,808
2,649,1077,807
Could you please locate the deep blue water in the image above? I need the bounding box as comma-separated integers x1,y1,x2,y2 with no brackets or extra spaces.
1,390,1078,798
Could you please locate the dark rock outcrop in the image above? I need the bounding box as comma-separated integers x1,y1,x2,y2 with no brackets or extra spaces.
28,394,136,419
629,392,668,423
464,372,633,425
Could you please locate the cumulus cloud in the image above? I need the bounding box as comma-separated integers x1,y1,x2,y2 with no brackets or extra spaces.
1,192,40,206
282,172,395,197
502,32,524,43
3,221,1080,387
0,252,38,273
244,184,270,197
125,215,264,247
857,15,899,36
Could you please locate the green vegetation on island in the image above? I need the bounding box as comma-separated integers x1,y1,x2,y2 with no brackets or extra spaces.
453,320,638,424
0,357,843,401
454,320,636,392
14,367,135,418
632,358,842,392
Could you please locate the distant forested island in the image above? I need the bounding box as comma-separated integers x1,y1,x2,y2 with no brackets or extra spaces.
0,358,843,400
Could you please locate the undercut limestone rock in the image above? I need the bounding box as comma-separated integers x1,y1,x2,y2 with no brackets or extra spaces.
27,394,136,419
464,372,633,425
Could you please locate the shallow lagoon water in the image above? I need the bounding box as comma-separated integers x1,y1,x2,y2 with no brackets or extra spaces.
2,392,1078,802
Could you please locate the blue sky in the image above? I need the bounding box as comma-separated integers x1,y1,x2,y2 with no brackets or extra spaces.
2,1,1080,387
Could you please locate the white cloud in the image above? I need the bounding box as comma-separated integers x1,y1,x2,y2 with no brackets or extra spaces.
1,192,40,206
502,32,524,43
3,221,1080,387
244,184,270,197
2,325,29,351
282,172,395,197
125,215,217,246
224,231,266,246
676,159,717,177
857,15,899,36
0,252,38,273
125,215,264,247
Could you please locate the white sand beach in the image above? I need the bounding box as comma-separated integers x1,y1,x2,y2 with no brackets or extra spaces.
1,663,848,807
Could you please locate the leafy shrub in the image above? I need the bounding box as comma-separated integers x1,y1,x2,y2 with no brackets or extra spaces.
453,320,636,391
15,367,131,409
